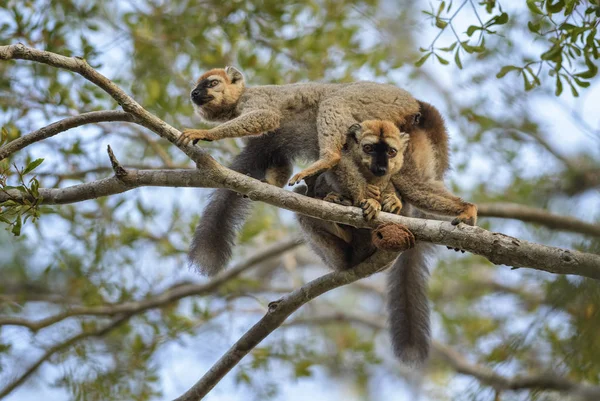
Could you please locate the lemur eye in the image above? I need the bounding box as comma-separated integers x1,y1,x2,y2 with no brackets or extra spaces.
209,80,219,87
387,148,397,157
363,145,373,153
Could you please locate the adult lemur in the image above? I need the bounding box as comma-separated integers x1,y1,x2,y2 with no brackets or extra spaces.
182,67,477,364
182,67,476,274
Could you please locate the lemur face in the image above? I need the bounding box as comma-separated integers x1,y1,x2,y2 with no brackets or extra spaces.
190,67,244,114
347,120,409,177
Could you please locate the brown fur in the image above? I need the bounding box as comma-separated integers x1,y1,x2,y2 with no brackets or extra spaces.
371,223,416,252
318,120,409,221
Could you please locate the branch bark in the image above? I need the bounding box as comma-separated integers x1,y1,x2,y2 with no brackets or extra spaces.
0,43,207,164
478,202,600,237
0,111,135,160
2,166,599,279
172,250,397,401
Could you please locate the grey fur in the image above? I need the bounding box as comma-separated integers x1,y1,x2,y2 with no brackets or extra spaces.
189,130,315,274
387,241,434,366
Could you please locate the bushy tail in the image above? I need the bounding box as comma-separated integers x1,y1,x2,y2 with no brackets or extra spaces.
188,188,252,275
386,242,434,365
188,134,292,276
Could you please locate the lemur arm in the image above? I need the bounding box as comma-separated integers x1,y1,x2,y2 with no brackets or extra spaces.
178,109,282,145
392,175,477,225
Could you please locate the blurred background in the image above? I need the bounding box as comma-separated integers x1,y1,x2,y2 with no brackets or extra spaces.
1,1,599,400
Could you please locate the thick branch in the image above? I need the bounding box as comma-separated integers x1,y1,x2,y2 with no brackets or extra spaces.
172,250,397,401
0,236,302,331
1,166,599,279
0,44,207,164
0,111,135,160
478,202,600,237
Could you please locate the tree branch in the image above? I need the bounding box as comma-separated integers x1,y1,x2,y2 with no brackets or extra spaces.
478,202,600,237
172,250,397,401
0,43,207,164
0,111,135,160
2,166,599,279
0,236,302,331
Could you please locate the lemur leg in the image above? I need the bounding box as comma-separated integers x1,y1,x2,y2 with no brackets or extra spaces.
178,109,282,146
296,214,354,270
392,176,477,226
289,99,355,185
264,162,293,187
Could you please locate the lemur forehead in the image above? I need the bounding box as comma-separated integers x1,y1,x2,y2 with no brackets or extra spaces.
197,69,229,84
360,120,400,140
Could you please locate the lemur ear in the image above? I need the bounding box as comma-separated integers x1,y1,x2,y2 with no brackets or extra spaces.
225,66,244,84
413,112,421,125
347,123,361,143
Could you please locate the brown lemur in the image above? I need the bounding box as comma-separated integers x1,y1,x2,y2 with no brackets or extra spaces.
296,120,431,365
184,66,476,273
182,68,477,364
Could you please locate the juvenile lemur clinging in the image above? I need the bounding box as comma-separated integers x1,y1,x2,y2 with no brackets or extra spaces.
183,66,477,275
297,120,431,365
317,120,409,222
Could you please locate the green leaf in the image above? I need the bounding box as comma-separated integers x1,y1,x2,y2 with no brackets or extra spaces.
11,214,22,236
438,42,457,52
554,74,562,96
435,18,448,29
527,20,541,33
541,45,562,61
0,127,8,146
454,50,463,69
23,158,44,175
546,0,564,14
495,12,509,25
526,0,545,15
574,56,598,79
466,25,480,37
496,65,520,78
414,52,432,67
435,54,449,65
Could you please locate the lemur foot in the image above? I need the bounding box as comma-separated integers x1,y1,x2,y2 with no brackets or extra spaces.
360,198,381,221
323,192,353,206
451,203,478,226
177,129,217,146
365,184,381,202
371,223,415,252
381,193,403,214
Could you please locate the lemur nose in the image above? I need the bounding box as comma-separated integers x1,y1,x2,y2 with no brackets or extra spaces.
375,166,387,176
191,89,200,99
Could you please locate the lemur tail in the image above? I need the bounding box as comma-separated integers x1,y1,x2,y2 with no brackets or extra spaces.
386,242,434,365
189,187,252,275
188,134,291,276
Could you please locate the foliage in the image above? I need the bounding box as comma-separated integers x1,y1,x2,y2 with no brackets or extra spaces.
419,0,600,95
0,1,599,401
